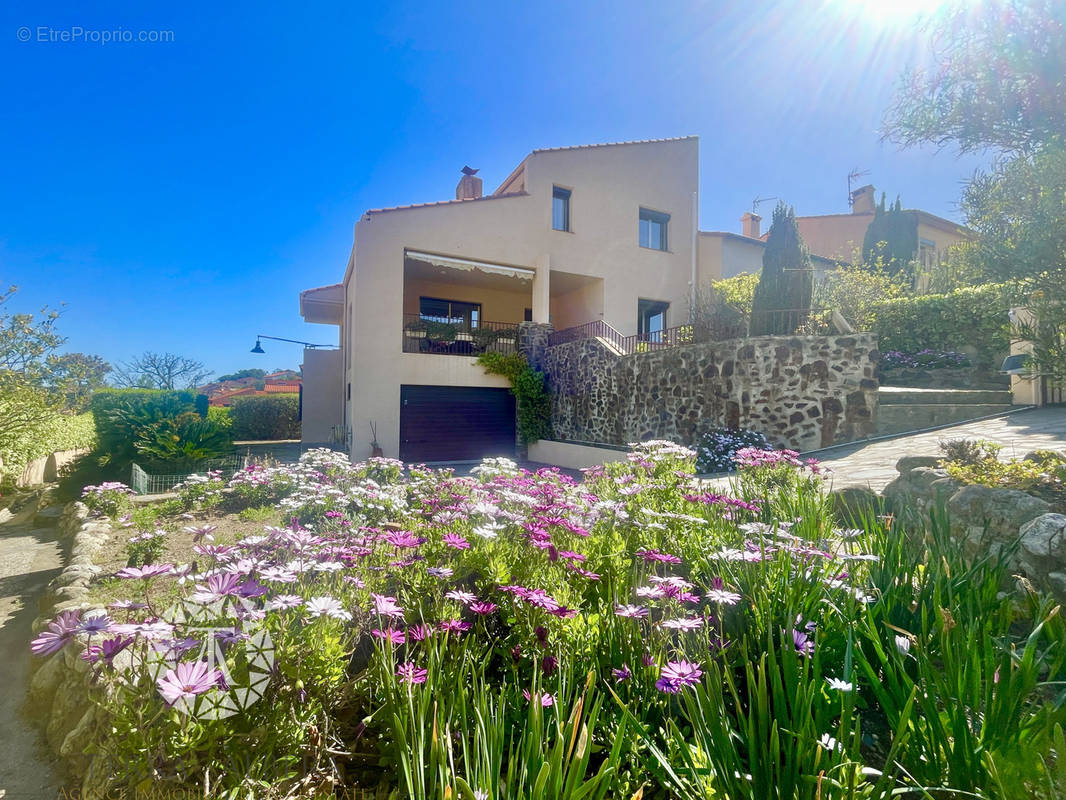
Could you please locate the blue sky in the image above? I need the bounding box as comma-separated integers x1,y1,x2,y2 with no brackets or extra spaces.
1,0,990,378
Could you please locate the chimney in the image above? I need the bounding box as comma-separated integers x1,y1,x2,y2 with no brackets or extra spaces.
456,165,483,200
850,184,875,214
740,211,761,238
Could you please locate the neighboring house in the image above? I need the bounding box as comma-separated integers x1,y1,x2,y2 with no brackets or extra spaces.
784,184,972,279
201,372,302,407
699,211,840,282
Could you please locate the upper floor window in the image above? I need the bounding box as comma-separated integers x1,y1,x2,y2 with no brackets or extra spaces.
552,186,571,232
639,208,669,251
420,296,480,329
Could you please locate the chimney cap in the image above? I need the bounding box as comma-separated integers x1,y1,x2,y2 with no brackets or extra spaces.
461,165,479,176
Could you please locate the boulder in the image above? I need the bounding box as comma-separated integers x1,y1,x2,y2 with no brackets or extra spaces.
948,485,1050,565
896,455,942,474
1019,514,1066,600
830,486,881,523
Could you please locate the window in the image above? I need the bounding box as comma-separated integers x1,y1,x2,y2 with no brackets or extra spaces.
919,238,938,270
524,308,533,322
639,208,669,251
552,186,571,232
419,297,481,329
638,299,669,341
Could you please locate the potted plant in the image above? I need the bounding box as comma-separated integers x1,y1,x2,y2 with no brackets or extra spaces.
471,326,501,351
404,319,429,339
369,422,383,458
424,321,459,342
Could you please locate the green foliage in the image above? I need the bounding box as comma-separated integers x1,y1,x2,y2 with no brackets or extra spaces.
884,0,1066,155
750,202,813,335
0,284,65,381
941,442,1066,512
862,194,918,279
42,352,113,412
477,351,552,444
91,389,199,465
228,394,300,440
215,368,266,382
132,411,234,471
814,261,907,330
206,405,231,430
868,283,1020,369
711,272,760,315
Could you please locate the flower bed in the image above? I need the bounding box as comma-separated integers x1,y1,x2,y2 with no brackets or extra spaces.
30,445,1066,798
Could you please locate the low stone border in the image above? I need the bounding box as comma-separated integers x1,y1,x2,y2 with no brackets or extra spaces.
882,455,1066,603
26,501,112,791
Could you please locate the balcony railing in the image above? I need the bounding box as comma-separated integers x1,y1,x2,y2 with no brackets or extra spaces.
402,314,521,356
547,308,834,355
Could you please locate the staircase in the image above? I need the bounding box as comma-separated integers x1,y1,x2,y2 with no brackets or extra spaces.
877,387,1016,436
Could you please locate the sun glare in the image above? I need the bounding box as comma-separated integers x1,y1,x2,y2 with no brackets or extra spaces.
837,0,949,25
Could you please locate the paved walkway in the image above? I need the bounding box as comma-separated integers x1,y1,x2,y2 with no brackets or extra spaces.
815,407,1066,491
0,501,64,799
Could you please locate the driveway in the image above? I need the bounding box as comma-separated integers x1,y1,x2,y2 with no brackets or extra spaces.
816,406,1066,492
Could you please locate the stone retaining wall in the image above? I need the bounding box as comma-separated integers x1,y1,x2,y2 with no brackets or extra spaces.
882,456,1066,602
541,334,879,451
26,502,111,791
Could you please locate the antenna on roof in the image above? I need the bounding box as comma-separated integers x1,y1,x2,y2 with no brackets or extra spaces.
752,195,777,214
847,168,870,207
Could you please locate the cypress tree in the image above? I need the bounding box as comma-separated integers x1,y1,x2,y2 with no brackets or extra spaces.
750,202,813,335
862,193,918,278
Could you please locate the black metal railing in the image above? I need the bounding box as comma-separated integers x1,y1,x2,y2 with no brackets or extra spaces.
402,314,521,356
547,308,836,355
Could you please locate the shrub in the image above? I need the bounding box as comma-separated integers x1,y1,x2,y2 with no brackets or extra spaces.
0,402,96,488
228,395,300,440
692,426,771,473
710,272,759,315
91,389,200,465
941,443,1066,512
81,481,135,518
868,283,1020,369
477,352,552,443
133,411,233,470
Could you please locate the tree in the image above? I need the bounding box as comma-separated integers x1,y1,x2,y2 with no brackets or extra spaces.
44,352,112,411
884,0,1066,377
862,194,918,280
750,203,813,335
215,368,267,382
0,284,65,384
884,0,1066,155
114,352,211,390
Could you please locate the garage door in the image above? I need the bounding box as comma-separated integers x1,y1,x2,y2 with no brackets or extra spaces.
399,385,516,463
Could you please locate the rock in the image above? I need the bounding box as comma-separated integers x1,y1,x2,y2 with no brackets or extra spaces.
896,455,942,474
27,653,67,713
830,486,881,523
948,485,1050,566
1019,514,1066,599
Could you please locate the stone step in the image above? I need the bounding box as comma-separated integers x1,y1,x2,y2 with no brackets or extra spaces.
878,387,1014,405
876,403,1015,436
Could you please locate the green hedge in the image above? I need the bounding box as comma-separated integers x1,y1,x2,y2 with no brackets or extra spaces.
0,410,96,486
868,284,1020,368
229,395,301,440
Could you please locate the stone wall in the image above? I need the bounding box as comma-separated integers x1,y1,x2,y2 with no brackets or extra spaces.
882,457,1066,603
517,321,554,371
540,334,879,451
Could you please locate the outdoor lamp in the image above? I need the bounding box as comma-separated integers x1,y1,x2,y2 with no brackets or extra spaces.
250,334,336,354
1000,354,1030,375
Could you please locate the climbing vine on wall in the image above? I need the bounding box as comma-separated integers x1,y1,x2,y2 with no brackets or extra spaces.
476,352,553,444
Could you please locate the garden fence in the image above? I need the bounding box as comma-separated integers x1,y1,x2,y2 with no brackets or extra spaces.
130,454,248,495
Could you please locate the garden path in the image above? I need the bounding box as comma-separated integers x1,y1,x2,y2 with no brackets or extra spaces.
0,500,65,799
814,406,1066,492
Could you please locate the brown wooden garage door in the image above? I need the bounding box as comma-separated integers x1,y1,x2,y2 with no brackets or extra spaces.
399,385,516,463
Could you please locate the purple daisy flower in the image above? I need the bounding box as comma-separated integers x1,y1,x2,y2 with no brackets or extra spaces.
30,610,83,656
396,662,428,685
78,614,113,635
157,660,223,706
656,660,703,693
115,563,173,580
372,627,406,644
612,664,632,683
438,619,472,634
522,690,554,707
445,590,478,605
442,534,470,550
469,601,498,615
614,604,649,618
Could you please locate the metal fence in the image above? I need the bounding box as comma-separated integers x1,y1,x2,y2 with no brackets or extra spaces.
130,454,248,496
547,308,835,355
402,314,521,356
